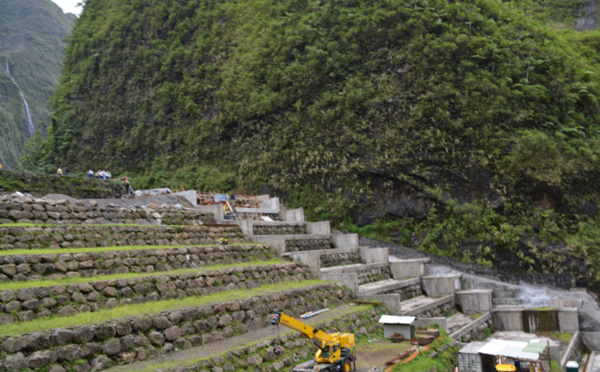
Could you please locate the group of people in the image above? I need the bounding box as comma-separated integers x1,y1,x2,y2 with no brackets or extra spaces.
56,166,70,176
56,166,113,180
88,169,112,179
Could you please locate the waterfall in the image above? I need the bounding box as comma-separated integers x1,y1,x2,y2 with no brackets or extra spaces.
4,59,35,135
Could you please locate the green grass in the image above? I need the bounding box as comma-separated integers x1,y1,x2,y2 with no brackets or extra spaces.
135,305,376,372
394,326,458,372
0,259,286,290
0,242,256,256
0,279,331,337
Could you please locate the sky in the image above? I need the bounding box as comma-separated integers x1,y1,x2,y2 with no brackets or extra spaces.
51,0,82,15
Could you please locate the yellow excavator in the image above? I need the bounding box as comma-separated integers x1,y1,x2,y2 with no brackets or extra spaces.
271,309,356,372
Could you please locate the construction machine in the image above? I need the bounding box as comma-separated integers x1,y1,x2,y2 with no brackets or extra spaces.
271,309,356,372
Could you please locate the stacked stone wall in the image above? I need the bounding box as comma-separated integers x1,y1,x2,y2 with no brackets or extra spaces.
0,225,243,250
454,317,495,343
284,239,331,252
0,263,313,324
0,284,353,372
384,284,423,300
0,199,215,226
253,225,305,235
320,252,360,268
417,298,457,318
164,307,385,372
0,244,273,281
357,267,391,285
0,170,129,199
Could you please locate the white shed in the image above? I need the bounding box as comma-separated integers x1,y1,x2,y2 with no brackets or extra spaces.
378,315,416,340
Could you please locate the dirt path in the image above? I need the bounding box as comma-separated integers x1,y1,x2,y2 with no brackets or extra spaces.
106,304,367,372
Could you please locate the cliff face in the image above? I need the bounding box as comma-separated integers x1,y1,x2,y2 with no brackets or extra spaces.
29,0,600,290
0,0,74,168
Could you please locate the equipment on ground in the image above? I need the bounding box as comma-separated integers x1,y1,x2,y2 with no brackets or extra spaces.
271,309,356,372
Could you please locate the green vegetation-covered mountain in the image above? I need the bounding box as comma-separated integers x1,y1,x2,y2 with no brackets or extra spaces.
30,0,600,291
0,0,74,168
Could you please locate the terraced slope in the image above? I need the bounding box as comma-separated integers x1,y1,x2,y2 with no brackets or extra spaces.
0,196,376,372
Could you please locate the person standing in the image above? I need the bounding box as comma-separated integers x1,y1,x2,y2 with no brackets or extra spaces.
57,167,63,176
65,167,71,176
88,169,93,178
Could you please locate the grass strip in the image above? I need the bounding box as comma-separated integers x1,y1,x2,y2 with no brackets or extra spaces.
0,279,331,337
0,259,287,291
136,304,375,372
0,242,256,256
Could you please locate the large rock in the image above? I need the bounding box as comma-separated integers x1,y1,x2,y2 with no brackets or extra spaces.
91,355,113,370
73,327,94,343
26,350,53,369
58,344,84,362
164,326,181,342
51,328,74,346
25,332,50,351
2,337,27,353
148,331,165,346
4,352,26,372
102,339,121,356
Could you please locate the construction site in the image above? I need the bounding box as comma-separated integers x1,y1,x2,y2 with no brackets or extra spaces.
0,173,599,372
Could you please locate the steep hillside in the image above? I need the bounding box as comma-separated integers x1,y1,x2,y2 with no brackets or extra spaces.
0,0,74,168
31,0,600,291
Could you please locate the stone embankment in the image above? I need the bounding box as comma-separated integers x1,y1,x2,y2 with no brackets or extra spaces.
0,244,274,280
161,307,383,372
0,170,129,199
0,225,243,250
0,263,312,324
0,284,352,371
0,197,215,226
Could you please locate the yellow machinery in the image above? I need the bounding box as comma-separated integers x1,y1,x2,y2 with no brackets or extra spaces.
271,309,356,372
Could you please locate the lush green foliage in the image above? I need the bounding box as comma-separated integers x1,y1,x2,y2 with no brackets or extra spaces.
27,0,600,290
0,0,74,168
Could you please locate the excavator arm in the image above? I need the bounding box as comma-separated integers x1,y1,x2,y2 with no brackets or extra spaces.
271,309,336,344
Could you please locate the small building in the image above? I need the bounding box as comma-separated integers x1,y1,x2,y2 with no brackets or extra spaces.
459,339,549,372
378,315,416,340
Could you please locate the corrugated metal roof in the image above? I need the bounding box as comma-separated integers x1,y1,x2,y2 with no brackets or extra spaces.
475,339,545,361
378,315,416,325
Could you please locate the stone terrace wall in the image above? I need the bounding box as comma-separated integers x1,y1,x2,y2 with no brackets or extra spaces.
165,307,385,372
0,225,243,250
0,263,313,324
0,244,274,281
357,267,391,285
321,252,361,268
253,225,305,235
0,284,353,372
0,170,129,199
0,199,215,226
285,238,331,252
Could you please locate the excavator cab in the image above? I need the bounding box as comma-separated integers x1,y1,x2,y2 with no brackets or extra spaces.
315,342,341,364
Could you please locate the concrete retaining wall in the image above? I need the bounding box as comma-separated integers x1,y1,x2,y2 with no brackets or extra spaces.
450,312,493,342
358,294,402,315
0,244,275,281
359,247,388,265
280,208,305,223
0,284,353,372
456,290,493,314
582,332,600,351
422,275,462,297
390,258,429,280
560,331,581,370
0,170,129,199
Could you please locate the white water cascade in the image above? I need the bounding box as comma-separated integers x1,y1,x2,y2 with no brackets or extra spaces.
5,59,35,135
